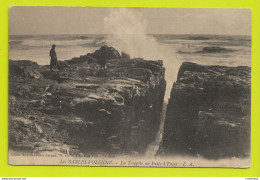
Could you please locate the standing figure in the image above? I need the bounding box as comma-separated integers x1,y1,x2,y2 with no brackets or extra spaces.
99,51,106,70
50,44,57,71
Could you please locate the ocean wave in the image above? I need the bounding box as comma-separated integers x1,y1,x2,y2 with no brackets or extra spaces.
75,35,105,41
186,36,210,40
9,37,109,53
154,34,211,41
9,38,106,49
203,40,251,47
9,40,23,47
154,34,251,44
10,34,105,41
75,35,92,40
80,40,107,47
177,51,193,54
159,38,250,49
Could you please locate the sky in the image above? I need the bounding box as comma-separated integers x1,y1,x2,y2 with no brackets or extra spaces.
9,7,251,35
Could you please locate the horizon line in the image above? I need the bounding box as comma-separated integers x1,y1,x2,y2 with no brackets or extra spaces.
9,33,251,36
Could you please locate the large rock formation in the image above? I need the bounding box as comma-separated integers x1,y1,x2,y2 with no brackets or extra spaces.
69,45,122,66
160,62,251,159
9,48,166,156
87,45,121,60
9,60,43,79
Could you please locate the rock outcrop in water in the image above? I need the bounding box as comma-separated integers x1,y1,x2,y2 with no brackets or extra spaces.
160,62,251,159
196,46,235,53
9,46,166,156
177,46,235,54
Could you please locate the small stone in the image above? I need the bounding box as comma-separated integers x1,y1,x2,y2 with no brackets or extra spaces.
41,138,48,143
29,115,37,120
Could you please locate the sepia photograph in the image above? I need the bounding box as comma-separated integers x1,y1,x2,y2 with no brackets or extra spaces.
8,7,251,167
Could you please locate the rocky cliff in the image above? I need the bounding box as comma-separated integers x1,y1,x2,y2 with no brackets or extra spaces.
160,62,251,159
9,46,166,156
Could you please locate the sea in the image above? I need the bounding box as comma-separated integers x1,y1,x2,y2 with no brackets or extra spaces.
9,34,251,67
9,34,252,159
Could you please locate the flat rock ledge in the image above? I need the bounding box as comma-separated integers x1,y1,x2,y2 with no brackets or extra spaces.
9,47,166,156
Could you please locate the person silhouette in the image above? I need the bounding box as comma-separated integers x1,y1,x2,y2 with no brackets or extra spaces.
50,44,57,71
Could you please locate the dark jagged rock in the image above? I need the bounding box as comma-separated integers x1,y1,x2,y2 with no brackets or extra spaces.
87,45,121,66
159,62,251,159
66,45,122,66
121,51,130,59
135,60,163,73
9,60,42,79
9,48,166,156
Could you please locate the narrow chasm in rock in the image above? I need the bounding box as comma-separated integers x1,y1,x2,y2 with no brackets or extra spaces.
9,46,166,156
9,46,251,160
159,62,251,159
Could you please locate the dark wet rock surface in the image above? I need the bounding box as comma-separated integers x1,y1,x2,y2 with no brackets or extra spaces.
159,62,251,159
9,49,166,156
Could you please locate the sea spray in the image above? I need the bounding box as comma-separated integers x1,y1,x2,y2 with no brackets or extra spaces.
104,8,183,156
145,102,167,157
104,8,183,101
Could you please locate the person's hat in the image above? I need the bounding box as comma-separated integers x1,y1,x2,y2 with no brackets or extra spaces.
52,44,56,48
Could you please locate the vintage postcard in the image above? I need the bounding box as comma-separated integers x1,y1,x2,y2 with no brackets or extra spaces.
8,7,251,167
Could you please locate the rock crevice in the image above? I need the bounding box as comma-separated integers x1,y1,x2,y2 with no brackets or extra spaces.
160,62,251,159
